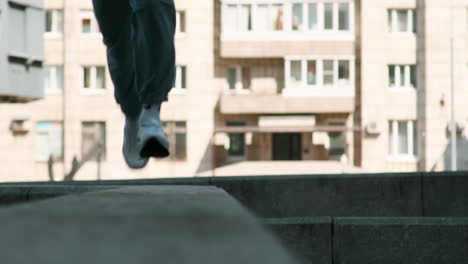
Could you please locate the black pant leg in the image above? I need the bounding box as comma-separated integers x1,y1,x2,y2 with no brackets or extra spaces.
130,0,176,106
92,0,141,117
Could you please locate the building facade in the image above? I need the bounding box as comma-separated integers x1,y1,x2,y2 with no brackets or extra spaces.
0,0,467,181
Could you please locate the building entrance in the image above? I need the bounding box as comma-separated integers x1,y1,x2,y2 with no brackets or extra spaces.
272,133,302,161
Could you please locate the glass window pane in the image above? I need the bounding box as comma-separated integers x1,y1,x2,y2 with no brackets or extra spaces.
338,60,350,85
338,3,350,30
308,3,318,30
46,11,52,32
323,60,334,85
229,134,245,156
412,10,417,33
307,60,317,85
239,5,252,31
388,121,393,155
256,5,269,31
82,122,106,161
96,67,105,89
397,10,408,32
413,121,417,156
44,67,51,90
57,11,63,33
292,3,303,31
324,3,333,30
242,67,250,89
290,60,302,87
83,67,91,88
399,66,405,87
271,4,283,31
180,66,187,89
175,133,187,160
410,65,417,88
82,19,91,33
224,5,237,32
388,65,395,87
56,66,64,90
227,68,237,90
388,10,392,32
398,121,408,154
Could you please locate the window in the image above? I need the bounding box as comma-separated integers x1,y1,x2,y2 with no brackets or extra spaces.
388,120,417,158
308,3,318,30
292,3,303,31
338,60,350,85
82,122,106,161
36,122,63,161
286,58,354,89
240,5,253,31
290,60,302,88
338,3,350,30
44,65,64,92
388,65,417,88
226,66,250,91
323,60,334,85
388,9,416,33
271,4,283,31
222,2,352,33
173,65,187,90
45,10,63,35
162,121,187,161
176,10,186,34
324,3,333,30
307,60,317,85
227,121,246,156
80,10,100,34
328,122,346,159
82,66,106,90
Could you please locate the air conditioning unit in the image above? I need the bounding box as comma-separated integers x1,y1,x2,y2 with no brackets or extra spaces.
10,116,31,134
365,122,381,135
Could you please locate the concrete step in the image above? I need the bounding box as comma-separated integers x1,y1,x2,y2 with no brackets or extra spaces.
265,217,468,264
0,186,298,264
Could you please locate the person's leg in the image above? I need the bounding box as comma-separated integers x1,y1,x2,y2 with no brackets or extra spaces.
92,0,141,118
93,0,149,168
130,0,176,106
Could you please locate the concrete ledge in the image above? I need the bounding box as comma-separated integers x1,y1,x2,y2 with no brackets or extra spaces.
423,174,468,216
0,186,114,206
2,171,468,217
0,186,298,264
334,217,468,264
264,217,332,264
211,173,422,218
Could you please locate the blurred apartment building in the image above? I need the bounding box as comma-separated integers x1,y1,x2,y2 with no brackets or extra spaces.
0,0,467,181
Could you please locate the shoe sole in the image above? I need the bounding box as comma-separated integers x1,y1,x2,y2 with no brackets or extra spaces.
123,146,149,169
140,137,169,158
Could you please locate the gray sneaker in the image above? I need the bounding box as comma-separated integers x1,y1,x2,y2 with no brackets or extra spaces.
138,104,170,158
123,115,149,169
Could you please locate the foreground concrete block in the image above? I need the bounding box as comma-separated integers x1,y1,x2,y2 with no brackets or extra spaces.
0,186,112,206
423,172,468,216
265,217,332,264
334,217,468,264
212,174,422,218
0,186,298,264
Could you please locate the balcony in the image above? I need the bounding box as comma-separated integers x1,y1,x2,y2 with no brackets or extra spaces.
220,0,355,58
0,0,45,102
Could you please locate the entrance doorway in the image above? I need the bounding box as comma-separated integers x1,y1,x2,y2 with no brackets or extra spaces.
272,133,302,161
